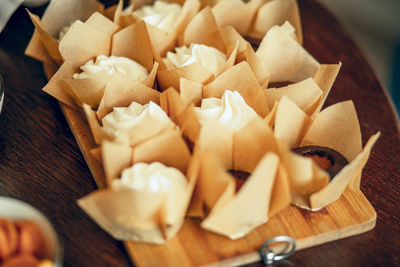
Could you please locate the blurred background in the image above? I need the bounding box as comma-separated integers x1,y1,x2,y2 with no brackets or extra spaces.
318,0,400,116
1,0,400,116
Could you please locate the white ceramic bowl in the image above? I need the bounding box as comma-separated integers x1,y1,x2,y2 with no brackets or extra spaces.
0,197,63,266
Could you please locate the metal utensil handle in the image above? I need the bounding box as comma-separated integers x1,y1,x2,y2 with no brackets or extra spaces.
259,235,296,265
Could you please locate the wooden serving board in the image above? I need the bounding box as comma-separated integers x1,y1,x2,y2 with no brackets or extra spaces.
60,103,376,267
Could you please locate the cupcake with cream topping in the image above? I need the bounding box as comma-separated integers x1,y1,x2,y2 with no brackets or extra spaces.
84,98,176,147
194,90,260,168
78,156,195,244
157,7,239,91
112,162,189,228
113,0,201,57
42,13,159,110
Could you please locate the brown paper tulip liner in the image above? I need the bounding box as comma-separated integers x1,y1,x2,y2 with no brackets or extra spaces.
25,0,109,78
199,0,302,44
264,63,342,117
209,0,302,44
112,0,201,57
187,142,291,240
272,95,380,211
256,21,319,83
159,60,270,148
156,6,244,91
77,128,195,244
248,0,302,43
41,12,159,111
159,83,293,240
199,20,317,90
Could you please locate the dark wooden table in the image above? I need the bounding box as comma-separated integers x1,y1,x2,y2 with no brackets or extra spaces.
0,0,399,266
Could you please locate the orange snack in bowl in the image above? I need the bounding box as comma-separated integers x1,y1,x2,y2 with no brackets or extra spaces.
0,254,40,267
0,219,51,267
15,221,46,259
0,219,18,258
0,226,11,261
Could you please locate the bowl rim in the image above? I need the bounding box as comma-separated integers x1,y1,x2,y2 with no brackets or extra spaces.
0,196,63,266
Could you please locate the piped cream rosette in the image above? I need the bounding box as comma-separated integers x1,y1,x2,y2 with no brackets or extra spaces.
77,126,194,244
163,43,227,79
42,12,159,113
112,0,201,57
25,0,115,78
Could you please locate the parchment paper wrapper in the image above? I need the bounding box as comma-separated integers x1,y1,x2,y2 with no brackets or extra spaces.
83,89,171,147
161,66,271,150
248,0,302,43
241,42,270,89
196,116,279,171
100,127,191,185
42,15,158,109
188,149,290,239
200,0,220,7
95,71,160,120
233,117,280,173
265,78,323,116
77,136,195,244
211,0,263,36
25,0,105,78
157,7,239,91
179,78,203,107
160,87,201,145
265,61,341,117
203,61,270,117
197,119,234,169
256,21,320,83
263,62,341,128
164,83,280,178
113,0,201,57
273,96,380,210
217,28,270,88
219,26,248,59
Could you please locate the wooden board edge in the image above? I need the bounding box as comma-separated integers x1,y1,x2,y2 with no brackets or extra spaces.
201,192,377,267
60,103,106,189
202,219,377,267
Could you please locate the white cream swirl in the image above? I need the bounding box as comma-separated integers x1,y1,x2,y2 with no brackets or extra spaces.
195,90,258,131
102,101,172,137
73,55,148,82
134,1,181,32
112,162,188,224
163,44,227,75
